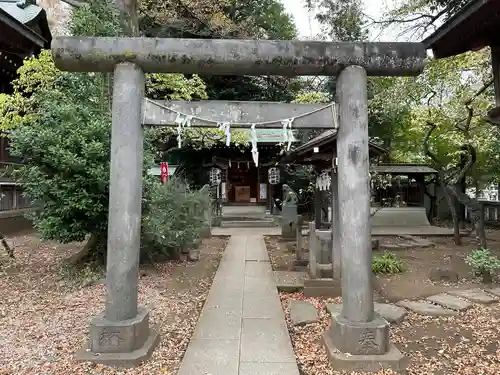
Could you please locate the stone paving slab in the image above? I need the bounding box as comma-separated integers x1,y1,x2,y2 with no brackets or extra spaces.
374,303,407,324
178,233,300,375
486,287,500,297
447,289,498,304
239,362,300,375
426,293,473,311
243,296,285,319
240,318,296,363
289,300,318,326
396,300,458,317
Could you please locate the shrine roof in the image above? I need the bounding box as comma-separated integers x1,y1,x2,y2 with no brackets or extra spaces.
282,129,388,165
423,0,500,59
371,164,438,174
0,0,51,51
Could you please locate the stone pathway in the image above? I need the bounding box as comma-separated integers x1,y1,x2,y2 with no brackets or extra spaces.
178,234,300,375
288,288,500,328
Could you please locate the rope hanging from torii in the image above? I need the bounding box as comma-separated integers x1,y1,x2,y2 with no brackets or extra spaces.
144,98,339,165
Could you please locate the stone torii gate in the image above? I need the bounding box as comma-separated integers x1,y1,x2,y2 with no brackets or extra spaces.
51,37,426,370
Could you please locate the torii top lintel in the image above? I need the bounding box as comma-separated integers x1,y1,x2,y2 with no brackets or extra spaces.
51,37,427,77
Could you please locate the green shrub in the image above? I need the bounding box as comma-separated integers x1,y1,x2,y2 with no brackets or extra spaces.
372,252,406,275
141,178,209,262
465,248,500,282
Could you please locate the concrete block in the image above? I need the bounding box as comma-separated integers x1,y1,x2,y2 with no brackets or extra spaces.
326,313,389,355
303,278,341,298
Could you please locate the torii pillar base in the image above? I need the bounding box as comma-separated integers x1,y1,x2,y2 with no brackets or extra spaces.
74,307,160,368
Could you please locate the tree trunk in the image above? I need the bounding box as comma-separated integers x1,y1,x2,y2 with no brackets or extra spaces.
67,233,105,265
447,186,488,249
1,233,13,258
438,172,461,245
114,0,139,36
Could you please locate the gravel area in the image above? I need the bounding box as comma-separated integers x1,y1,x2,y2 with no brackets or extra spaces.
280,292,500,375
0,234,227,375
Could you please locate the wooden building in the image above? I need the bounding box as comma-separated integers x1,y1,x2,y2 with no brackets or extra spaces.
281,129,388,167
280,130,389,226
0,0,51,213
423,0,500,110
170,129,297,206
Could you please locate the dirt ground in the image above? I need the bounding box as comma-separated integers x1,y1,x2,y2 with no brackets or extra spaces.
280,293,500,375
266,232,500,375
265,231,500,301
0,233,227,375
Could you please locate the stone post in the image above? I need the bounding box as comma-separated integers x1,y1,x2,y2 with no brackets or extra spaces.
295,214,304,261
76,63,159,366
281,203,298,240
307,221,317,278
314,186,322,229
331,168,341,279
323,65,405,372
199,184,212,238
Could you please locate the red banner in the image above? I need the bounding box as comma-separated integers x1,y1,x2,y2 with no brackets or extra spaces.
160,163,168,184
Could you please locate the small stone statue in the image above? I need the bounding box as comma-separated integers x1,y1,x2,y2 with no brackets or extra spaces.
282,184,298,206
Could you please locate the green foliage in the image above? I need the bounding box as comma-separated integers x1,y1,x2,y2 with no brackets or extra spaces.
9,69,112,242
307,0,368,42
141,178,208,262
465,248,500,277
372,252,406,275
3,0,214,264
139,0,301,103
293,92,329,104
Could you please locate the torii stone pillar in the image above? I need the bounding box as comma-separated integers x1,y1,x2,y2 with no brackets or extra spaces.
323,66,406,372
52,37,426,369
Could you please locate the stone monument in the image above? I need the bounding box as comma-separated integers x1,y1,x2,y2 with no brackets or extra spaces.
281,184,298,240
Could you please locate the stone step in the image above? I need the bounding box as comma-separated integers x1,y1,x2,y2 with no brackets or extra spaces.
220,219,277,228
221,214,275,221
426,293,473,311
446,289,498,304
396,300,458,317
